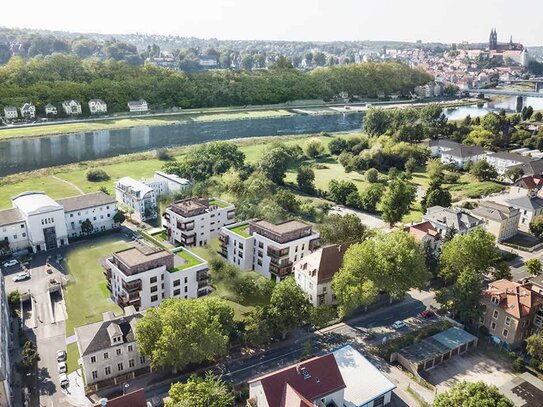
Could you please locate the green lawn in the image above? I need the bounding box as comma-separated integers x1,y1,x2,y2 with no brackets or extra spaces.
447,174,503,201
208,198,230,208
64,235,129,335
0,176,81,209
171,249,203,271
190,238,220,262
66,342,80,374
228,223,251,238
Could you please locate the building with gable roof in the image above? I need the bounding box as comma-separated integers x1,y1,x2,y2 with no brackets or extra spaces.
423,206,484,236
115,177,157,221
471,201,519,242
20,102,36,119
405,221,442,256
3,106,18,120
506,195,543,232
62,100,82,115
88,99,107,115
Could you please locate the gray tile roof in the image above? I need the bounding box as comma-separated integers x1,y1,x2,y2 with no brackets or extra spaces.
507,196,543,211
472,202,518,222
57,192,115,212
444,145,486,158
0,208,23,226
428,139,462,149
424,206,483,232
510,159,543,177
487,152,531,163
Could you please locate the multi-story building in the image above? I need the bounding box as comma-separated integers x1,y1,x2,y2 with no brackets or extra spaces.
163,197,235,247
75,306,149,390
294,244,350,307
440,145,486,169
88,99,108,114
471,201,520,242
141,171,191,198
506,195,543,232
0,275,12,407
248,345,395,407
3,107,17,120
20,103,36,119
485,152,531,175
62,100,82,116
104,241,209,311
481,279,543,348
127,99,149,113
44,103,57,116
220,219,320,281
0,191,118,254
405,221,442,257
423,206,484,236
115,177,157,222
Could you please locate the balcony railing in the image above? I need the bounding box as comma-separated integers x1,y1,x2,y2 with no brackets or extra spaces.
218,234,229,245
309,238,320,251
267,245,289,258
269,261,293,278
176,221,195,231
122,279,142,292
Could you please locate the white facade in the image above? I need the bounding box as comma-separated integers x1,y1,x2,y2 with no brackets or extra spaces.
3,107,17,120
44,104,57,116
0,275,12,407
115,177,157,222
20,103,36,119
88,99,107,114
127,99,149,112
62,100,82,115
142,171,191,197
164,197,235,247
485,152,529,175
295,266,334,307
220,219,319,281
105,245,209,311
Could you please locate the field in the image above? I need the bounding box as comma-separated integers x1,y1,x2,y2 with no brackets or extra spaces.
63,235,130,335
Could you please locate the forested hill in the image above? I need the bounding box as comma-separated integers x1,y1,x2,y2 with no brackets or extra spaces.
0,56,430,113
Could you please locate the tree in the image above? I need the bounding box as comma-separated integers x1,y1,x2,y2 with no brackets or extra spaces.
258,147,290,185
81,219,93,234
419,104,447,136
359,184,384,212
113,211,126,224
268,278,310,339
525,258,542,276
328,138,348,155
85,168,110,182
529,215,543,239
365,168,379,183
470,160,498,181
380,179,416,226
534,112,543,122
328,180,358,205
274,189,300,214
166,372,234,407
364,108,391,135
135,297,234,372
404,157,417,173
99,186,110,195
319,213,367,244
297,165,315,193
422,187,452,211
505,167,524,182
20,341,40,372
434,381,513,407
333,231,429,317
305,138,324,158
526,331,543,361
243,306,274,345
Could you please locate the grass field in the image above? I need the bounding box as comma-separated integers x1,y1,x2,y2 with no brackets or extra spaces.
0,176,81,209
66,342,80,374
64,235,129,335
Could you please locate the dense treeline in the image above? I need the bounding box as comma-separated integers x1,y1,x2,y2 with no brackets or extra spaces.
0,55,430,113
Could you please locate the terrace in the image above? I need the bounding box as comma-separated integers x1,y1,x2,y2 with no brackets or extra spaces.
169,248,205,272
208,198,231,208
228,222,252,238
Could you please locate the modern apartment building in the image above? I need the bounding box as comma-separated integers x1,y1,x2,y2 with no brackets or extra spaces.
220,219,320,281
75,306,149,390
103,241,209,311
141,171,191,198
0,191,118,254
481,279,543,348
163,197,235,247
115,177,157,222
0,275,12,407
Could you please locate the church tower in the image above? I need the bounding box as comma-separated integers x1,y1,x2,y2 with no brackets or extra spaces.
489,28,498,50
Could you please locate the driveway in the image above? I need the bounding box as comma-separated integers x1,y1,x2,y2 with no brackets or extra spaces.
330,205,390,231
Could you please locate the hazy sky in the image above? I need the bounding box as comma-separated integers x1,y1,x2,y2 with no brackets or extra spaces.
1,0,542,45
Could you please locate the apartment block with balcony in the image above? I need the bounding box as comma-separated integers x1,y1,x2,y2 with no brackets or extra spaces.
163,197,235,247
115,177,157,222
103,241,209,311
220,219,319,281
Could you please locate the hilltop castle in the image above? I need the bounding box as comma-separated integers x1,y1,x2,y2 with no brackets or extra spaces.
488,28,523,52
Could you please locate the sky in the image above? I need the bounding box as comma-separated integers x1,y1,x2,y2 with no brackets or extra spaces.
1,0,542,45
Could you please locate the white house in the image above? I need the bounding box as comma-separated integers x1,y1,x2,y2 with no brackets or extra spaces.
104,242,209,311
163,197,235,247
423,206,484,236
506,195,543,232
220,219,320,281
127,99,149,113
0,191,118,254
248,345,396,407
115,177,157,222
75,306,149,389
44,104,57,116
485,152,531,175
88,99,107,115
3,106,17,120
0,275,13,407
441,145,486,168
62,100,82,116
294,244,350,307
142,171,191,198
20,103,36,119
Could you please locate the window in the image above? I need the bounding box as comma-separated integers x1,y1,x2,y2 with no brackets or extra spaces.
505,316,512,326
493,309,499,319
174,289,180,296
128,345,133,352
150,285,158,293
140,356,146,364
105,366,111,375
117,363,124,372
184,286,188,293
490,321,496,330
257,259,262,266
150,276,157,284
103,352,109,360
116,348,122,356
90,356,96,363
503,329,509,338
129,359,135,368
258,242,263,249
91,370,98,380
173,279,180,287
184,277,188,284
151,295,158,302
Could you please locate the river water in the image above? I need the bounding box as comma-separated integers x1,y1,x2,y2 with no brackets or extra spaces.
1,96,542,177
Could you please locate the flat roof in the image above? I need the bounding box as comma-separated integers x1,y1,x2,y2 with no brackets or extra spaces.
251,219,310,235
116,177,154,196
113,245,171,268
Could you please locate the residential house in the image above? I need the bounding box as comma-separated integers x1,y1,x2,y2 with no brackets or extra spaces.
405,221,442,256
93,389,147,407
471,201,519,242
44,104,57,116
115,177,157,221
88,99,107,115
3,106,17,120
486,152,532,175
427,139,462,157
62,100,82,116
506,195,543,232
294,244,350,307
75,306,149,390
220,219,319,281
141,171,191,198
0,275,13,407
481,279,543,348
103,241,209,311
511,175,543,196
423,206,484,236
0,191,118,254
163,197,235,247
508,159,543,177
440,145,486,168
127,99,149,113
20,102,36,119
198,56,219,67
247,345,396,407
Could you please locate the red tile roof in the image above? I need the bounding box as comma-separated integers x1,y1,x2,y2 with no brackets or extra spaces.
96,389,147,407
514,175,543,190
405,221,441,242
483,279,543,319
250,353,346,407
296,244,351,284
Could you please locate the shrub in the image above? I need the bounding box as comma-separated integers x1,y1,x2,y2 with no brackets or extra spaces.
513,357,525,372
528,358,540,370
85,168,110,182
443,172,460,184
365,168,379,183
328,137,348,155
305,138,325,158
156,148,174,161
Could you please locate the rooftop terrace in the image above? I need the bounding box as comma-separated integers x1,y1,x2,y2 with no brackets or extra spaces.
170,248,205,272
228,222,251,238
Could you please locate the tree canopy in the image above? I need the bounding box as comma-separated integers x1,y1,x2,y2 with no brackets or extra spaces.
318,213,368,244
166,372,234,407
434,381,513,407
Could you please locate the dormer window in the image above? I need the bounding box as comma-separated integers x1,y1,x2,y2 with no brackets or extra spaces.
491,297,500,305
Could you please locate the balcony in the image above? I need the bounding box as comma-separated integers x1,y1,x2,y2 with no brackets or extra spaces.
176,221,195,231
269,261,293,278
122,279,142,292
103,268,111,279
118,292,141,308
218,233,229,245
309,238,320,251
267,245,289,258
106,282,112,292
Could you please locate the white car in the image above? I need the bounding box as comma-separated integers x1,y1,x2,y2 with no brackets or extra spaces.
12,272,30,282
56,350,67,363
58,361,67,374
392,320,407,330
3,259,18,268
59,373,69,388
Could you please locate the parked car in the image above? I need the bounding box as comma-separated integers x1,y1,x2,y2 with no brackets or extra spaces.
392,320,407,330
56,350,67,363
59,373,69,388
420,309,436,319
2,259,18,268
12,272,30,282
58,361,67,374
